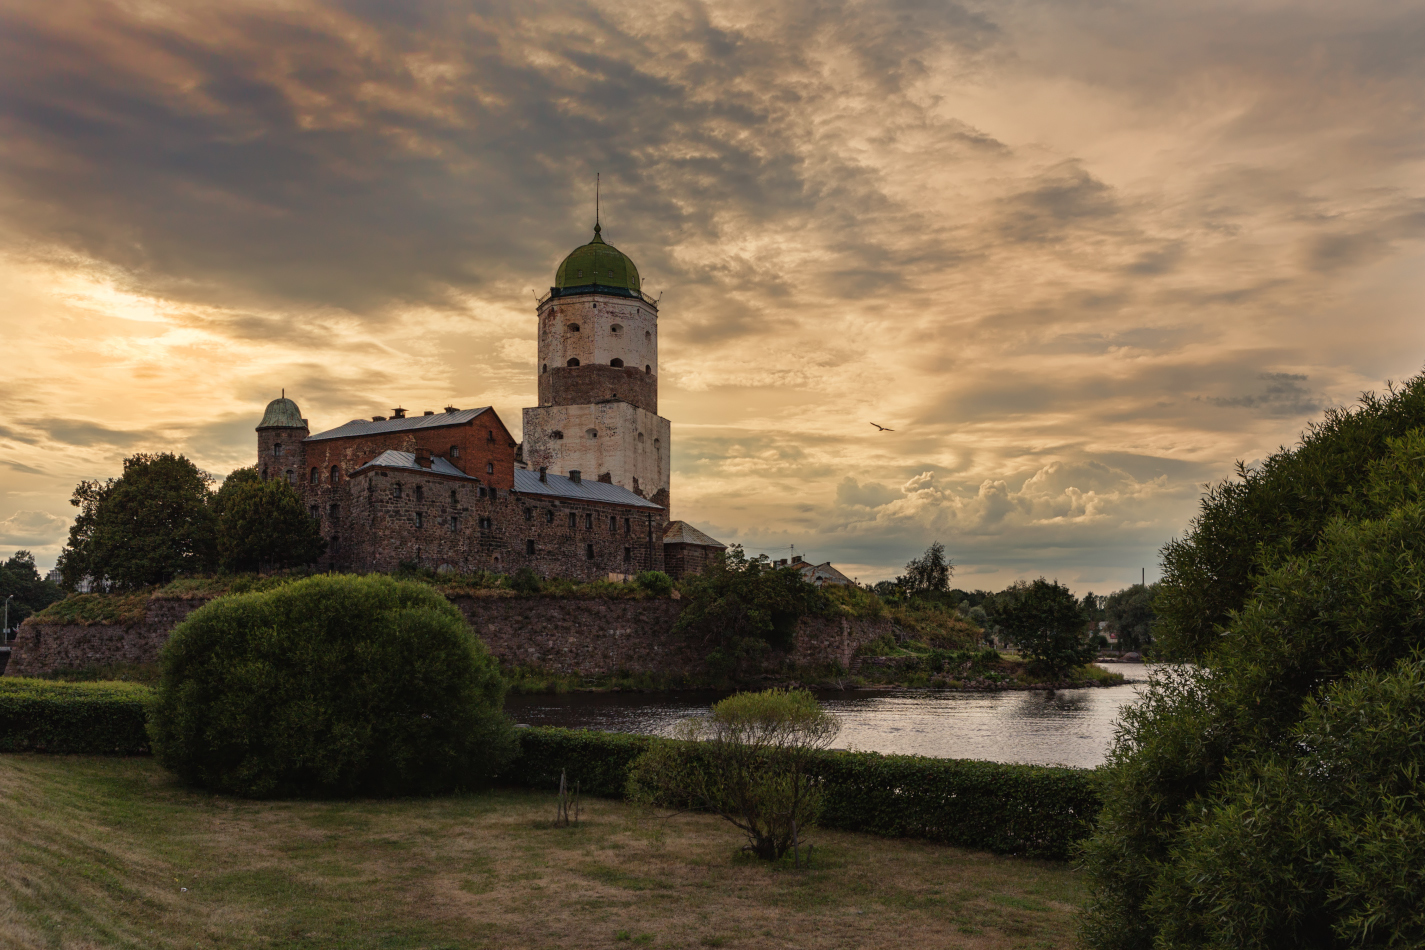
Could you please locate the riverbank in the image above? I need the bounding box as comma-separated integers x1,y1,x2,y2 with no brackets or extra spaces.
2,754,1085,949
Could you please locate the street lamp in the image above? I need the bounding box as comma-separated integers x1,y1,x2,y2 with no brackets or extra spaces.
2,594,12,643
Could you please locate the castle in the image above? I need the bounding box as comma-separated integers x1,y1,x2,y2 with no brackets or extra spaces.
255,222,726,579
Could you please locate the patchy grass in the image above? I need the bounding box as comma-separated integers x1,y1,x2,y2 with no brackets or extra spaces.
30,661,164,685
29,592,151,626
0,755,1086,949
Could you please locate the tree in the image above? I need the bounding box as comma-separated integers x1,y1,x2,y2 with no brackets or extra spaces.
0,550,63,634
899,541,953,598
628,688,840,860
986,578,1094,679
57,453,217,589
1080,423,1425,949
674,546,827,676
213,467,325,572
1102,583,1155,650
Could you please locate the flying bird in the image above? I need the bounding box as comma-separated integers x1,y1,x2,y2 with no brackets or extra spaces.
869,422,894,431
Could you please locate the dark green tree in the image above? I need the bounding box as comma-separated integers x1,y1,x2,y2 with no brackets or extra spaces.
57,454,217,589
986,578,1093,679
1103,583,1156,651
0,550,63,635
674,545,827,676
1080,418,1425,949
899,541,953,598
213,467,325,572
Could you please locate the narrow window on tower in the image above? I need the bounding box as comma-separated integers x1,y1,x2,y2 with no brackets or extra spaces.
624,546,632,562
450,445,460,458
415,512,424,528
415,485,424,503
486,462,494,474
609,516,617,533
526,539,536,555
330,466,340,485
450,489,458,505
450,516,459,533
568,512,576,530
545,509,554,523
585,513,593,529
524,508,533,522
274,443,284,457
585,543,595,560
286,470,295,485
624,518,630,534
645,365,651,374
310,467,319,484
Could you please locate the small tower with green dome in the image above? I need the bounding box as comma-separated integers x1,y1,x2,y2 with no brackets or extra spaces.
524,218,671,509
256,393,309,485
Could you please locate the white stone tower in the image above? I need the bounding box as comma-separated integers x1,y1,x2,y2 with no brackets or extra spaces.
522,221,671,509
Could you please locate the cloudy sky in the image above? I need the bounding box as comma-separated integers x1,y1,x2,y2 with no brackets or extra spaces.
2,0,1423,591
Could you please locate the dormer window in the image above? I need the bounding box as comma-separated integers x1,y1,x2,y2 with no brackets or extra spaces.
576,270,583,279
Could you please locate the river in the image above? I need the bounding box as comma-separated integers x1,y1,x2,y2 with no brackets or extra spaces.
504,662,1154,769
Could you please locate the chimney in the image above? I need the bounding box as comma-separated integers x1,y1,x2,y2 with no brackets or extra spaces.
792,555,803,564
423,410,434,416
444,406,458,413
392,407,407,419
569,469,582,484
414,447,432,469
539,466,547,483
372,415,386,422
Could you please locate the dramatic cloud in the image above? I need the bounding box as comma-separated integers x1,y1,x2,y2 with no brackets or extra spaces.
2,0,1424,589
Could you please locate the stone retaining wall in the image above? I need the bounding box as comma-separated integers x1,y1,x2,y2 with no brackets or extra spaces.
5,593,894,678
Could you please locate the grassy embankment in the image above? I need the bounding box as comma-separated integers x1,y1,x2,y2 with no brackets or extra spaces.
0,755,1085,950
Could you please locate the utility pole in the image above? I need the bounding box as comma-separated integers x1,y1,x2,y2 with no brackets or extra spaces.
1141,567,1145,587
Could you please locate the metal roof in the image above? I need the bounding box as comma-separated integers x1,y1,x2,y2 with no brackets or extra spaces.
663,520,726,548
512,468,663,510
352,450,478,480
305,407,491,442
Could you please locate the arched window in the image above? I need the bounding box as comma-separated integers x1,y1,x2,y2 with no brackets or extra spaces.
644,365,651,374
567,358,580,367
637,432,645,443
541,364,548,374
286,470,295,485
610,358,624,368
645,330,651,341
415,512,424,528
611,324,622,334
329,466,340,486
394,483,402,499
415,485,424,503
450,489,458,505
310,467,319,484
273,443,284,457
486,462,494,474
450,445,460,458
654,438,661,449
567,323,581,332
609,516,617,532
586,428,598,439
261,466,269,480
551,430,564,440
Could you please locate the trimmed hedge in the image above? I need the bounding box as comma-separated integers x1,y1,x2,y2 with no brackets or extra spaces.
506,726,1102,859
0,678,152,754
1,692,1101,858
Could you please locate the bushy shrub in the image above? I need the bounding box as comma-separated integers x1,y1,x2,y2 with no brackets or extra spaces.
148,574,516,797
509,567,543,594
633,570,674,596
628,689,840,860
0,678,152,754
987,578,1094,678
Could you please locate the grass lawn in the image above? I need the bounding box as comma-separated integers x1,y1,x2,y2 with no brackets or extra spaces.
1,756,1085,950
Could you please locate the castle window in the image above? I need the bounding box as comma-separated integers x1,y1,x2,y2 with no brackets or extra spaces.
586,428,598,439
310,467,319,484
624,518,630,534
330,466,340,486
645,331,651,341
607,269,614,278
575,270,582,279
551,430,564,440
415,485,424,503
542,364,548,374
609,516,617,532
480,517,492,530
611,324,622,333
273,443,284,457
479,486,487,499
286,470,295,484
394,483,402,499
545,509,554,524
585,513,593,529
329,503,339,520
415,512,424,528
624,546,632,562
645,365,651,374
567,358,580,367
637,432,644,443
262,466,268,480
526,539,536,555
310,505,319,520
568,512,576,529
486,462,494,474
487,429,495,442
450,445,460,458
450,516,459,533
654,438,661,449
567,323,580,332
610,358,624,368
450,489,458,505
585,543,595,560
525,508,533,522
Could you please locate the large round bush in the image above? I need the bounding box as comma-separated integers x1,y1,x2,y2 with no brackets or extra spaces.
149,574,516,797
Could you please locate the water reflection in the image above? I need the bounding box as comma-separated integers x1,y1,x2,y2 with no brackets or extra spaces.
505,663,1154,769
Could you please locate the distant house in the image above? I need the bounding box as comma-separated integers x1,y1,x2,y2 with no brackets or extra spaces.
773,555,854,587
662,521,726,579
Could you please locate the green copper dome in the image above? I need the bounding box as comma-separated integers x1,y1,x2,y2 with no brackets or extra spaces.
257,396,306,430
554,224,641,294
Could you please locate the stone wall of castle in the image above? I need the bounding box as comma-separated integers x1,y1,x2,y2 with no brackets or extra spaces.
537,364,657,415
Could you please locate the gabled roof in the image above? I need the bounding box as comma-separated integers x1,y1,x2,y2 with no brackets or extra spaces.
512,469,663,510
305,407,492,442
352,450,477,480
663,521,726,548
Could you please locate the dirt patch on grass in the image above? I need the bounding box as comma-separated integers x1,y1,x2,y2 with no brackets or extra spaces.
0,756,1084,949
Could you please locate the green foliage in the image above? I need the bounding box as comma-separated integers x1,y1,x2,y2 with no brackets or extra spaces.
510,725,1100,859
1103,583,1156,651
148,574,517,798
57,453,218,590
0,678,152,753
986,578,1094,679
1081,424,1425,950
633,570,674,596
213,467,325,572
155,573,306,599
0,550,64,634
1154,375,1425,661
30,591,151,626
627,689,840,860
509,567,543,594
899,541,953,598
674,545,828,676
